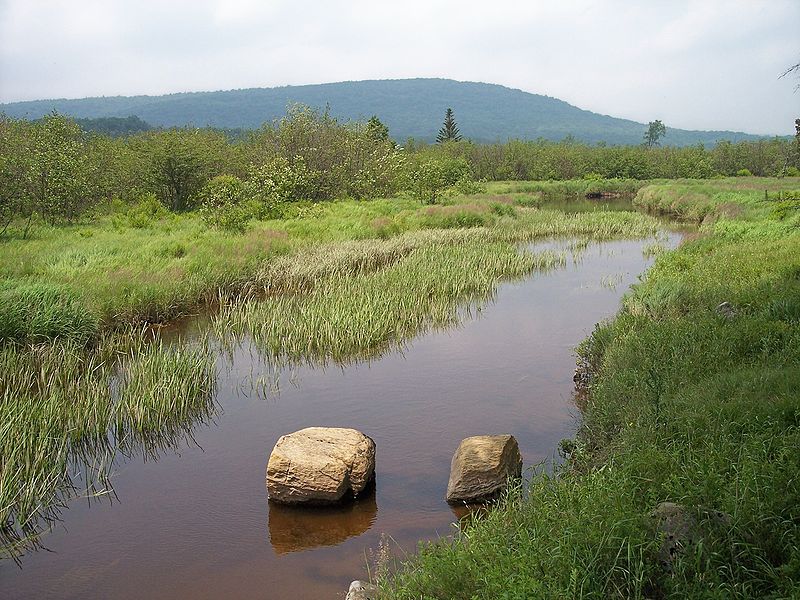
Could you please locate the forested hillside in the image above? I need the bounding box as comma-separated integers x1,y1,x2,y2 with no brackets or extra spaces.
1,79,767,145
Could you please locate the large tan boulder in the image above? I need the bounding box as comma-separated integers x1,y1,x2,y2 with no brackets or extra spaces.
446,434,522,504
267,427,375,505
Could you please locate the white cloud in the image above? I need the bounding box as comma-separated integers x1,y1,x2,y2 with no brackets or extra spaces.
1,0,797,133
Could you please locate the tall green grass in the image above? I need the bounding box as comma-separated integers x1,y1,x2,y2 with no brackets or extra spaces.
0,195,660,345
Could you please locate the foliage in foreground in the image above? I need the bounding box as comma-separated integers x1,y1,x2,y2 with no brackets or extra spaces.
380,180,800,598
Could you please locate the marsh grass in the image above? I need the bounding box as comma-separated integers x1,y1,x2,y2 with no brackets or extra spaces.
0,195,660,346
216,238,566,365
0,331,216,558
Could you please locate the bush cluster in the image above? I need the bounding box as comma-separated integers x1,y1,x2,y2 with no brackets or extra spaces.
2,109,796,237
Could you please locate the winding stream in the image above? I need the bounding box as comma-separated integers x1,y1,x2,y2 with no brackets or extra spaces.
2,225,681,599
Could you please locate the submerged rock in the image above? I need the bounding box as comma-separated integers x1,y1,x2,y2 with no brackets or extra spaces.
266,427,375,505
345,580,378,600
446,434,522,503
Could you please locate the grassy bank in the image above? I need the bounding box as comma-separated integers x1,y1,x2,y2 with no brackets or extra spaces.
380,178,800,598
0,194,658,345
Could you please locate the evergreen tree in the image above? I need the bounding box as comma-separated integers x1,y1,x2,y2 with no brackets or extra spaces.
366,115,390,143
436,108,462,143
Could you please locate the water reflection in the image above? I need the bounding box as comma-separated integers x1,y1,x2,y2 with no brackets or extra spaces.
268,490,378,554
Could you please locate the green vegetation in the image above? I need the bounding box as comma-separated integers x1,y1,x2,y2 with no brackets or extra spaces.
644,119,667,148
74,115,152,137
380,178,800,599
436,108,462,143
0,166,661,558
216,234,563,365
3,100,798,594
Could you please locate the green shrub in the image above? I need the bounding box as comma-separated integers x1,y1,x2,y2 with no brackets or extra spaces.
736,168,753,177
452,175,487,195
771,199,800,221
199,175,249,233
406,156,471,204
246,156,309,218
122,193,170,228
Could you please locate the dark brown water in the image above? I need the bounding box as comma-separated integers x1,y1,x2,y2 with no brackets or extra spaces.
1,233,680,599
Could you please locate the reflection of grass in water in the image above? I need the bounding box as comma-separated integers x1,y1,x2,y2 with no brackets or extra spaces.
0,331,215,559
567,239,589,264
215,239,565,367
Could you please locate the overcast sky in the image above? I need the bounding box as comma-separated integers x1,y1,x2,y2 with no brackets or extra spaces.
1,0,798,134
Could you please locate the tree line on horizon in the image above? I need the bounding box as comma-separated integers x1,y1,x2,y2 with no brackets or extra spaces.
1,106,798,235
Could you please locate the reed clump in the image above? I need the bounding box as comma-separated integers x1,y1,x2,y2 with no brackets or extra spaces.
0,331,216,558
217,238,565,365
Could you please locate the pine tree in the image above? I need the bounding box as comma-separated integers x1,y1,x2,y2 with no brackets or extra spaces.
436,108,462,143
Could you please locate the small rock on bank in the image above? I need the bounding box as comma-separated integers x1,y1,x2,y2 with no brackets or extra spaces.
651,502,731,571
266,427,375,505
446,434,522,504
345,580,378,600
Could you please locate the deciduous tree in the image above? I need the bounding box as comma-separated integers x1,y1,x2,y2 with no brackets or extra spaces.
643,120,667,148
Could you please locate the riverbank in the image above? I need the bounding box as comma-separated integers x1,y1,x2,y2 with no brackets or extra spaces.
0,190,656,345
380,178,800,598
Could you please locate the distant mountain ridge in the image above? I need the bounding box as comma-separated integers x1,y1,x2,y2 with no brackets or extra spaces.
0,78,767,146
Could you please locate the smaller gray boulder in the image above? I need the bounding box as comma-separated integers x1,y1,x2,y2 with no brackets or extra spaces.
446,434,522,504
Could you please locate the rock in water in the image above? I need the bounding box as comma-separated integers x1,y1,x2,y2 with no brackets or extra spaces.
267,427,375,505
446,434,522,503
